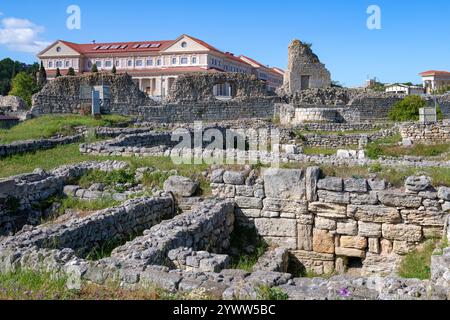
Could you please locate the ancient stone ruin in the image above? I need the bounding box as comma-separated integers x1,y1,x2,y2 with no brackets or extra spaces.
280,40,331,95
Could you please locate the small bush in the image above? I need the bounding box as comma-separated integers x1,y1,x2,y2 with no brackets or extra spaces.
256,286,289,300
388,95,443,122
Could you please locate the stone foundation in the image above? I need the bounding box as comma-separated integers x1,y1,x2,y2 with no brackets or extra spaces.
400,121,450,145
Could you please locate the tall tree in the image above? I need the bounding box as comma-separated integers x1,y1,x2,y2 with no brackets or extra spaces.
112,65,117,74
38,61,47,87
8,72,39,107
67,67,76,76
55,68,62,78
91,64,98,73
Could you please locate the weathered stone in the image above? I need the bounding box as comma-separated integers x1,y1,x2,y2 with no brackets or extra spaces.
317,177,343,192
339,236,367,250
262,198,308,214
63,185,80,197
263,168,305,200
305,167,320,201
309,202,347,219
297,214,314,225
405,176,432,193
235,196,263,209
423,226,444,239
344,178,368,193
211,183,235,198
438,187,450,201
163,176,199,197
380,239,393,256
350,192,378,205
312,229,335,254
400,210,445,227
235,185,254,197
382,224,422,242
358,222,382,237
335,247,365,258
393,241,415,255
297,224,313,251
235,208,261,218
378,192,422,208
347,205,401,223
336,220,358,236
317,190,350,204
223,171,246,185
368,238,380,254
210,169,225,183
368,179,386,191
314,217,336,231
254,218,297,237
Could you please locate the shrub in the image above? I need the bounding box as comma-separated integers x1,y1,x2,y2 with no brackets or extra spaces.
256,286,289,300
67,67,76,76
91,64,98,73
388,95,425,121
8,71,39,107
112,65,117,74
55,68,62,78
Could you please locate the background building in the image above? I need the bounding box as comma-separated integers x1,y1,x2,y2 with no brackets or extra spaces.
385,83,424,95
420,70,450,94
37,34,283,99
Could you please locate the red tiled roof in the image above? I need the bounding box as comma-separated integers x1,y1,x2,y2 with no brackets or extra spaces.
420,70,450,76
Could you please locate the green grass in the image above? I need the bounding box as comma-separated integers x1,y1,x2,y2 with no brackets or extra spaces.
77,169,136,192
0,114,130,144
398,240,445,280
372,143,450,159
303,147,338,156
256,286,289,300
229,224,268,272
59,196,120,214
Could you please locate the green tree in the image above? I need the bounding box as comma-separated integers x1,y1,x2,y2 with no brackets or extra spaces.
37,61,47,87
91,64,98,73
55,68,62,78
8,72,39,107
67,67,76,76
387,95,444,121
112,65,117,74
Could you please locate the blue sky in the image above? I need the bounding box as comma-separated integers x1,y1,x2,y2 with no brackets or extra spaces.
0,0,449,86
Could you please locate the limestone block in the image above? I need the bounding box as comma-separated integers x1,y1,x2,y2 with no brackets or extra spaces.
163,176,199,197
313,229,335,254
380,239,393,256
291,250,335,262
297,214,314,225
262,198,308,214
263,168,305,200
314,217,337,231
438,187,450,201
254,218,297,237
344,178,368,193
235,196,263,209
405,176,432,193
347,205,401,223
223,171,246,185
306,167,320,201
350,192,378,205
368,238,380,254
393,241,415,255
210,169,225,183
423,226,444,239
335,247,365,258
264,237,297,250
317,177,343,192
368,179,386,191
236,185,254,197
400,210,445,227
336,220,358,236
339,236,367,250
358,221,382,237
377,192,422,208
382,224,422,242
211,183,236,198
309,202,347,219
297,224,313,251
261,211,280,218
317,190,350,204
235,208,261,218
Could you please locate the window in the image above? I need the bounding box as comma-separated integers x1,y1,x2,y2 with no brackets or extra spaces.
213,82,232,98
87,61,92,68
156,59,162,66
56,61,63,68
48,61,53,68
181,41,187,48
192,57,197,64
180,57,188,64
127,60,133,67
146,59,153,66
105,61,112,68
172,57,177,65
115,60,120,67
136,60,143,67
65,61,70,68
95,61,102,68
56,46,62,52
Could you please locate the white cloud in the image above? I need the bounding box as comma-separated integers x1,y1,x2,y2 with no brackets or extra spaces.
0,17,51,53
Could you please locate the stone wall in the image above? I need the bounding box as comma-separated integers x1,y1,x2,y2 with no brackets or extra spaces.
211,168,449,276
166,72,271,103
31,73,156,116
138,99,276,122
0,96,27,111
0,161,128,235
0,134,84,158
400,121,450,145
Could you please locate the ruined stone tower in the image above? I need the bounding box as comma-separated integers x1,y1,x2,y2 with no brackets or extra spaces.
282,40,331,94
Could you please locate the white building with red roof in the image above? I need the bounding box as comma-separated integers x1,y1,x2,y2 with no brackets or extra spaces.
419,70,450,94
37,34,283,98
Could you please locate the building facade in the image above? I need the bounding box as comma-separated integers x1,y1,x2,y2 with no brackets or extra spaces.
420,70,450,94
37,34,283,99
385,83,424,95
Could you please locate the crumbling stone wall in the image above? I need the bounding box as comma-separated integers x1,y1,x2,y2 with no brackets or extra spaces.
280,40,331,95
0,96,27,111
211,168,449,276
166,72,271,104
31,73,156,116
400,121,450,145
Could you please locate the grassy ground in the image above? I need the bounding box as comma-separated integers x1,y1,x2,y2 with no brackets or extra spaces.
0,114,130,144
371,143,450,159
398,239,448,280
303,146,358,156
